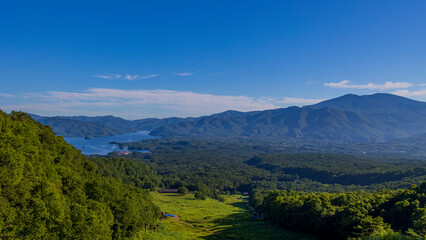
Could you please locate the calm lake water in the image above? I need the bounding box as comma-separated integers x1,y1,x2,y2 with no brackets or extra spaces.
64,131,155,155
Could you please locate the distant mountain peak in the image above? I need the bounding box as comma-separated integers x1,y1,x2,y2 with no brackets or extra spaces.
310,93,426,111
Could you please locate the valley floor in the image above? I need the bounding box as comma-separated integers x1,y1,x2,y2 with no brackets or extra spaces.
135,192,314,240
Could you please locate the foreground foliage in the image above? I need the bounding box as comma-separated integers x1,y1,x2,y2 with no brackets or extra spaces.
0,111,160,239
251,184,426,239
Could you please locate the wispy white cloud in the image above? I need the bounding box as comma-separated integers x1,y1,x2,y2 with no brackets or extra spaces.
0,93,16,98
418,83,426,87
175,72,193,76
94,73,158,80
138,74,158,79
124,74,140,80
37,88,275,111
3,88,327,118
392,89,426,97
275,97,326,105
324,80,413,90
94,74,122,79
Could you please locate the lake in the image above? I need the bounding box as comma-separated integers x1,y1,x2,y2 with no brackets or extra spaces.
64,131,155,155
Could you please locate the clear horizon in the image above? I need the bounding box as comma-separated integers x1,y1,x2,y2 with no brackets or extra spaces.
1,1,426,119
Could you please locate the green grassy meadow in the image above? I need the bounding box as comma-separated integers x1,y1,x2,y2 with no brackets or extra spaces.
134,192,314,240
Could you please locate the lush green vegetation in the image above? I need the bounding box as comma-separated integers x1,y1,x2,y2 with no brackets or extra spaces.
250,184,426,239
116,137,426,196
277,137,426,160
137,192,314,240
0,111,160,239
245,154,426,190
90,157,162,191
115,137,273,198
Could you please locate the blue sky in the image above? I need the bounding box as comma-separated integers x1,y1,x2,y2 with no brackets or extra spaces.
1,0,426,119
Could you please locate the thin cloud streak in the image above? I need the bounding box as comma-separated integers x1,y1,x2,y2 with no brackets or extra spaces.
175,72,193,76
6,88,328,118
124,74,139,80
0,93,17,98
138,74,158,79
94,74,122,79
0,88,335,118
276,97,326,105
94,73,158,80
324,80,413,90
38,88,276,110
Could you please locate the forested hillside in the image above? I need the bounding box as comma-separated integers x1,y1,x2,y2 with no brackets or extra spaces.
0,111,160,239
251,184,426,239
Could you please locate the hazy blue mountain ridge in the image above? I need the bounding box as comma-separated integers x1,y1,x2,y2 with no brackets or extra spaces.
150,106,394,142
34,116,127,137
31,93,426,143
31,114,199,137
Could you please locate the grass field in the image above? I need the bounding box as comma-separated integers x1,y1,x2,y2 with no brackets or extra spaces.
134,192,315,240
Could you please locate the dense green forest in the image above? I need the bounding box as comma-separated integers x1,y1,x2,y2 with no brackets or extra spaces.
90,157,162,191
245,154,426,189
116,138,426,196
276,137,426,159
0,111,160,239
250,184,426,239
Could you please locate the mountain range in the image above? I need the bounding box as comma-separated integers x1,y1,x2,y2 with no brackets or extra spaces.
30,93,426,143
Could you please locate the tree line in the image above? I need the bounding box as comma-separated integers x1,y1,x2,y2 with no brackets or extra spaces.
250,184,426,239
